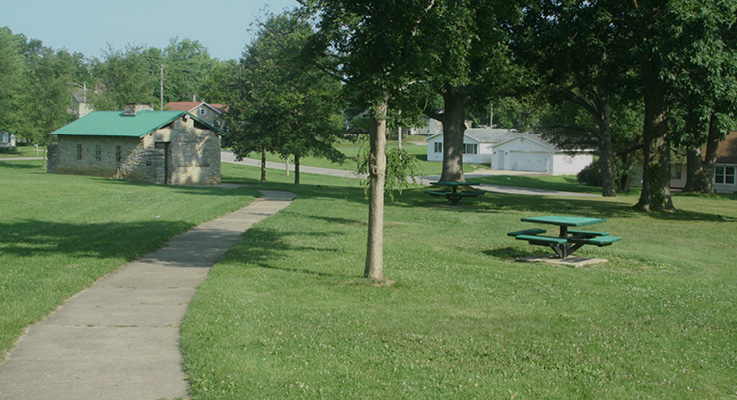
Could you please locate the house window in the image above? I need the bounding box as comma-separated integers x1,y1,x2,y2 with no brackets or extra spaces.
115,145,122,163
671,165,683,180
715,166,736,185
463,143,478,155
95,144,102,161
199,108,206,116
434,142,442,153
76,144,83,160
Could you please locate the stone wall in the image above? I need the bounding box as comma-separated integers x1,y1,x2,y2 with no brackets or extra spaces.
48,115,220,185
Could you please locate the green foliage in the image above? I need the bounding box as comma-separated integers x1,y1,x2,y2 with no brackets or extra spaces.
224,12,346,181
0,27,24,133
163,38,216,102
357,144,422,198
577,160,602,187
18,44,79,144
199,59,237,103
91,45,159,110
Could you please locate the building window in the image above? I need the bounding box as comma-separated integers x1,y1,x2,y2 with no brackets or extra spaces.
463,143,478,155
199,108,206,116
715,166,736,185
115,145,122,163
95,144,102,161
671,165,683,180
434,142,442,153
76,144,83,160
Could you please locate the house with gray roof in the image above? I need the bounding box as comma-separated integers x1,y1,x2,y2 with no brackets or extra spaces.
47,103,221,185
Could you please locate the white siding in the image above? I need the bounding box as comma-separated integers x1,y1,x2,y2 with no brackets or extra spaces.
552,153,594,175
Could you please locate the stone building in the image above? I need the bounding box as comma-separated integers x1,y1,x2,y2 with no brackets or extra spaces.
48,104,221,185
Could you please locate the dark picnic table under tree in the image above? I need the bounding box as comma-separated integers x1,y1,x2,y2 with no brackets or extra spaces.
424,181,485,205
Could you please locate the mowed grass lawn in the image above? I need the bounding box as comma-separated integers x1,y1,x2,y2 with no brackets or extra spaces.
181,163,737,399
2,160,736,399
0,160,261,357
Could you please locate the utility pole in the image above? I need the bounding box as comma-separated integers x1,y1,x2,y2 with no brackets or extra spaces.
489,102,494,128
160,65,165,111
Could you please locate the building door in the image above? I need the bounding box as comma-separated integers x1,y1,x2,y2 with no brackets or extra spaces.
155,142,171,184
496,151,505,170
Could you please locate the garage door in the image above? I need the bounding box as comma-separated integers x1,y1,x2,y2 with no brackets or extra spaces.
508,151,549,172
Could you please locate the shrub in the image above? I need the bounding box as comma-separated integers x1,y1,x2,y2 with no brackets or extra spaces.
577,160,601,187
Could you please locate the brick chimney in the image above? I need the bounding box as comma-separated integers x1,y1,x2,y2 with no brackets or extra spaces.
123,103,154,116
192,94,197,102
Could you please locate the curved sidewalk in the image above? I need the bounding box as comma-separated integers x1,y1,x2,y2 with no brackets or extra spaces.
0,190,296,400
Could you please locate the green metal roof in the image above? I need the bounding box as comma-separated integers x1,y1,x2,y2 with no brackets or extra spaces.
51,110,185,137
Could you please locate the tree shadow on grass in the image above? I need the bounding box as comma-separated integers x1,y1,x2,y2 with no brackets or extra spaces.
0,161,45,170
0,219,194,261
483,247,541,261
224,227,355,279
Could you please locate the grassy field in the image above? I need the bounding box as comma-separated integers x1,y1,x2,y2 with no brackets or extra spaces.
0,160,260,358
2,160,736,399
181,163,737,399
0,145,44,158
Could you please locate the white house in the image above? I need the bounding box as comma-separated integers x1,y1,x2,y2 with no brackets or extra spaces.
426,128,514,165
492,134,593,175
1,132,16,148
426,128,593,175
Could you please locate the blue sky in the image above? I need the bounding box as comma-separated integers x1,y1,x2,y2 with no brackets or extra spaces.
3,0,299,61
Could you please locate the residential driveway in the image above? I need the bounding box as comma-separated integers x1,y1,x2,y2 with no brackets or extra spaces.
0,190,296,400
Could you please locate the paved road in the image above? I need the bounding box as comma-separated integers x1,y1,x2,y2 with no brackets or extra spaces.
0,190,296,400
222,152,599,198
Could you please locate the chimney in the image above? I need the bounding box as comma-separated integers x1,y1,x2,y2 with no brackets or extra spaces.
192,94,197,102
123,103,154,116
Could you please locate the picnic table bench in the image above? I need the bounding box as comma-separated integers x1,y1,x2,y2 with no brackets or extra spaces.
508,215,621,258
424,181,485,205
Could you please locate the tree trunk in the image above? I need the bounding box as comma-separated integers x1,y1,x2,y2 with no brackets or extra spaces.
636,80,674,211
260,147,267,182
364,98,388,282
701,115,721,192
439,85,466,182
684,114,719,193
684,147,707,192
595,89,616,197
294,154,301,185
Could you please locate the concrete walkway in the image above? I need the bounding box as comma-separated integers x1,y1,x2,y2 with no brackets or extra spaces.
0,190,296,400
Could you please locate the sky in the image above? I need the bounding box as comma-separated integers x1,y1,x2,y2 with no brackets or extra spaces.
3,0,300,61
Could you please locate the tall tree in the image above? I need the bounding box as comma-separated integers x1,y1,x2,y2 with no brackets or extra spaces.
163,38,215,102
224,12,345,184
412,0,525,182
668,0,737,193
19,44,78,166
309,0,429,282
0,27,24,134
518,0,629,196
200,59,237,103
91,45,158,110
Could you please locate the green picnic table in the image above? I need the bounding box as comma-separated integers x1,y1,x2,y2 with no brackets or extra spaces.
424,181,485,205
508,215,621,258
